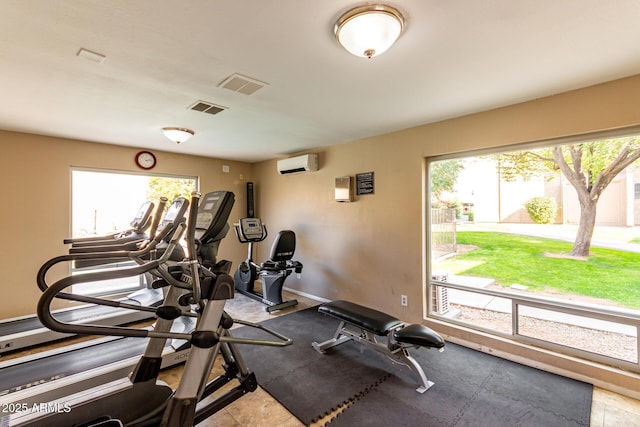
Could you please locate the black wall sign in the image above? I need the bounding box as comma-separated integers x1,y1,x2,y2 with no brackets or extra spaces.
356,172,374,195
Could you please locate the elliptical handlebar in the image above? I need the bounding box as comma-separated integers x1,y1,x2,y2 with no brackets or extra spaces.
185,191,203,305
147,196,168,241
26,190,300,427
185,192,201,261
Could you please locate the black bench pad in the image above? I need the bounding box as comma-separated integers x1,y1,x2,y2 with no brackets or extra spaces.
393,324,445,349
318,300,403,336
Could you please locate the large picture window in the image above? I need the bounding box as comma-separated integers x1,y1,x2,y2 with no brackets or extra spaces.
71,168,197,296
427,132,640,372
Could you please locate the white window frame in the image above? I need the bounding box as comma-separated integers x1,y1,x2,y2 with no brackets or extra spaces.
424,126,640,373
70,167,198,296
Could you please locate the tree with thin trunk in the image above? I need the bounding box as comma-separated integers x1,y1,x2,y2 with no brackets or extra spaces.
496,136,640,256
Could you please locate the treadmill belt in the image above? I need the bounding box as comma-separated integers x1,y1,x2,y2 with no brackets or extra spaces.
1,336,148,396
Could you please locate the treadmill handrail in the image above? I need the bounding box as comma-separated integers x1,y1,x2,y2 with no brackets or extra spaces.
36,224,175,293
41,224,183,303
63,201,156,244
37,223,191,340
64,230,147,247
64,220,175,255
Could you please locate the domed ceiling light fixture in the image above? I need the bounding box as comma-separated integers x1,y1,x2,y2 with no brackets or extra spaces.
334,4,405,59
162,127,194,144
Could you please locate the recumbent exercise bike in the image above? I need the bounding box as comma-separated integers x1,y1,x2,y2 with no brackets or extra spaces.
233,217,303,312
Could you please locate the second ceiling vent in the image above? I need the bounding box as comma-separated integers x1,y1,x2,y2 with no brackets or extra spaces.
218,73,268,95
189,100,227,115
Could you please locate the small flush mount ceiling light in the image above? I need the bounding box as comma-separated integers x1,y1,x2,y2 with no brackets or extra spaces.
162,127,194,144
335,4,405,59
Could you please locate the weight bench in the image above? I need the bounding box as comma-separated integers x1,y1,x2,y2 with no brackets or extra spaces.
312,300,445,393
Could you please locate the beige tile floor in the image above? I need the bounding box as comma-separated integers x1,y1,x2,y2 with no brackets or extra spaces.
157,291,317,427
5,291,640,426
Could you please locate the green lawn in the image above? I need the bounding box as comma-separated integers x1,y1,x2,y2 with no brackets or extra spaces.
434,231,640,309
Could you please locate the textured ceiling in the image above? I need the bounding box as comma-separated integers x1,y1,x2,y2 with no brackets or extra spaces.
1,0,640,162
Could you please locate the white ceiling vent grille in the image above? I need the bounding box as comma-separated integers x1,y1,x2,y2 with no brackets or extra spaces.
188,100,227,115
218,73,268,95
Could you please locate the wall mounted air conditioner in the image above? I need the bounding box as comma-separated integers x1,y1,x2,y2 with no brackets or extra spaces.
277,154,318,175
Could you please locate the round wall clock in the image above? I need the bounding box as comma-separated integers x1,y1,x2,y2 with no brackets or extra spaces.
135,151,156,170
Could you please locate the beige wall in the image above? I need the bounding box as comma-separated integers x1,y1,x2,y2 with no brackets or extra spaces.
2,73,640,396
253,74,640,397
563,173,628,225
0,131,252,318
254,73,640,322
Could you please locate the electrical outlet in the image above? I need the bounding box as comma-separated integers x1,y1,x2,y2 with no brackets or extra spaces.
401,295,408,306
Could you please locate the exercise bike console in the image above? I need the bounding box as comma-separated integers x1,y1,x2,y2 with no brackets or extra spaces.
237,218,267,241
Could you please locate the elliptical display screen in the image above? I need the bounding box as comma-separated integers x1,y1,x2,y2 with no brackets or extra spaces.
196,213,213,230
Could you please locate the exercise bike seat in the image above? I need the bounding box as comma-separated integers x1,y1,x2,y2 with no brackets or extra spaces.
269,230,295,261
260,230,297,271
261,260,287,271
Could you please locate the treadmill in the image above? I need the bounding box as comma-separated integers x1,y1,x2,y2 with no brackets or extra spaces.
0,200,163,355
0,328,191,411
0,195,216,413
0,293,161,354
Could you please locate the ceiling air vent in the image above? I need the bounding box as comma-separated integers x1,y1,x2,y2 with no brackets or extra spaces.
188,100,227,115
218,73,268,95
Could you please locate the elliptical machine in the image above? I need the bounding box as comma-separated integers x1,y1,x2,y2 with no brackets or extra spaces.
11,191,292,427
233,217,303,312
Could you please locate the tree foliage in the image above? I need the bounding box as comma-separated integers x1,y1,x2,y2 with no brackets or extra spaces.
552,138,640,195
493,136,640,255
146,177,196,209
494,148,557,181
431,159,465,202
